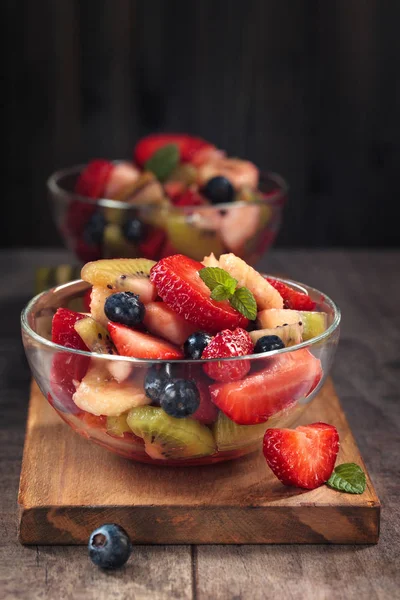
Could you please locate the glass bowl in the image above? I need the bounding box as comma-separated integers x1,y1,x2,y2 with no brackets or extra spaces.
21,278,340,466
48,164,288,266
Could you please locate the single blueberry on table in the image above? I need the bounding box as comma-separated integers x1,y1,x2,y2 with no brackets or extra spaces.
202,176,235,204
88,524,132,569
160,379,200,418
104,291,145,326
183,332,213,360
254,335,285,354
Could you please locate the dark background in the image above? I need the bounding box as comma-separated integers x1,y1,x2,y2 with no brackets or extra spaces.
3,0,400,249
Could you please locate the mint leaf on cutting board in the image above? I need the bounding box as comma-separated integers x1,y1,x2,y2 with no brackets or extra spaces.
326,463,366,494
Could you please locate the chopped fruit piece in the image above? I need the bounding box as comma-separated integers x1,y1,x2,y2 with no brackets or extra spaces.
300,311,328,341
202,328,254,382
122,218,147,243
213,412,267,451
134,133,213,167
202,176,235,204
83,212,106,246
165,213,224,261
197,158,259,189
126,405,216,459
164,180,186,201
191,379,218,424
149,254,249,334
158,239,179,259
167,163,198,185
218,254,283,310
143,302,197,346
171,189,206,207
210,349,322,425
191,146,225,167
74,238,101,262
82,258,157,302
52,308,88,350
75,159,114,198
74,316,116,354
253,335,285,354
144,364,173,403
108,322,183,359
103,223,138,259
90,286,115,328
219,205,261,254
160,379,200,418
104,161,140,199
267,278,317,311
106,414,132,437
104,291,145,327
113,171,155,201
257,308,301,329
202,252,220,267
250,323,303,347
137,227,166,260
83,287,92,312
66,201,97,237
73,363,150,416
183,332,213,360
263,422,339,489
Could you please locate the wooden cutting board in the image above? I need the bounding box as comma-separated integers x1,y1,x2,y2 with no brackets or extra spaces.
18,379,380,545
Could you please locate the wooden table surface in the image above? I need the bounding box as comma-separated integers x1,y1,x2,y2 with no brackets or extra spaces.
1,249,399,600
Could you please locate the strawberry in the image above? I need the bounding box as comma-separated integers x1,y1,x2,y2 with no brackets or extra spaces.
75,159,114,199
171,189,206,208
143,302,197,346
266,278,316,311
83,287,92,312
138,227,166,260
52,308,88,350
150,255,249,334
191,379,218,424
133,134,214,167
210,349,322,425
158,239,179,259
164,181,186,201
202,328,254,382
108,322,183,359
263,422,339,489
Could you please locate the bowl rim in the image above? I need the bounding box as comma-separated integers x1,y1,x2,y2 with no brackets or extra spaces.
46,163,289,211
21,275,341,365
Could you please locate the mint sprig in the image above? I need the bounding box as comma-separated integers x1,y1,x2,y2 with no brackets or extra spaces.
326,463,366,494
199,267,257,320
144,144,179,181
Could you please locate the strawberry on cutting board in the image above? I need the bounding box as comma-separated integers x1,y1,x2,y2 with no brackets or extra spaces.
133,133,214,167
202,328,254,382
263,422,339,489
150,255,249,334
108,322,183,359
209,349,322,425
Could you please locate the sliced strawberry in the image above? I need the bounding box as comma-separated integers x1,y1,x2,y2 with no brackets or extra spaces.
83,287,92,312
164,181,186,201
202,328,253,382
266,278,316,311
133,134,214,167
143,302,197,346
52,308,88,349
210,349,322,425
75,159,114,199
138,227,166,260
172,189,206,208
108,322,183,359
263,422,339,489
191,379,218,424
150,255,248,334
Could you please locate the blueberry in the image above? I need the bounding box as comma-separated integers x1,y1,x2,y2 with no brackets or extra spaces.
104,291,145,326
84,212,106,245
122,218,146,243
144,364,173,403
160,379,200,418
88,524,132,569
254,335,285,354
183,332,213,360
202,176,234,204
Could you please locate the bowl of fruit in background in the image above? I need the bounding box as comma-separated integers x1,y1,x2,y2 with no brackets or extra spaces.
21,252,340,467
47,134,287,265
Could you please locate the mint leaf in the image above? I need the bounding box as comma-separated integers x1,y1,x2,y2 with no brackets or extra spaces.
211,284,232,301
326,463,366,494
144,144,179,181
199,267,237,294
230,287,257,320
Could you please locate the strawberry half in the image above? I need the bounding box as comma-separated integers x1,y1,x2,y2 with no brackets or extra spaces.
263,422,339,489
133,134,214,167
108,322,183,359
75,159,114,198
266,278,316,311
191,379,219,425
150,255,249,334
52,308,89,350
210,349,322,425
202,328,254,382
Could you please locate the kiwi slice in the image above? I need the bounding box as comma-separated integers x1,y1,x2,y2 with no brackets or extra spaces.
81,257,156,291
250,323,303,347
213,412,267,452
127,406,216,460
102,223,138,259
166,213,224,261
106,414,131,437
300,311,327,341
74,316,116,354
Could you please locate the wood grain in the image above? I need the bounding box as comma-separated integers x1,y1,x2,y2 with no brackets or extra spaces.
18,379,379,545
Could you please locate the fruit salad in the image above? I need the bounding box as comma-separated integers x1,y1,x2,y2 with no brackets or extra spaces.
50,134,286,266
37,251,339,466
